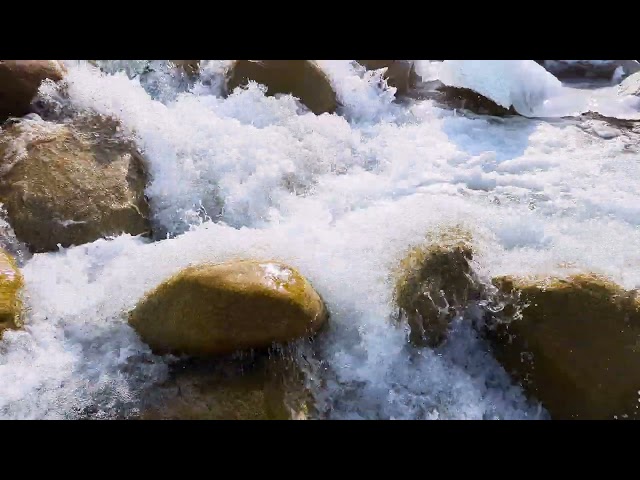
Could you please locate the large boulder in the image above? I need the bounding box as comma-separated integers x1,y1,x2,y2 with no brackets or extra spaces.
394,230,481,347
139,353,313,420
129,260,329,356
224,60,338,115
0,115,151,252
0,249,23,337
0,60,67,122
356,60,419,95
486,274,640,420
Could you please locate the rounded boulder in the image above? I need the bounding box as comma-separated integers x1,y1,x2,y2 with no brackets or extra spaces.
225,60,338,115
129,260,329,356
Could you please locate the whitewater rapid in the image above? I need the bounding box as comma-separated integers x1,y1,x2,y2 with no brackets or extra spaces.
0,60,638,419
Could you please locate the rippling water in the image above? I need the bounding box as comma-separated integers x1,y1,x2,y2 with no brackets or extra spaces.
0,60,638,419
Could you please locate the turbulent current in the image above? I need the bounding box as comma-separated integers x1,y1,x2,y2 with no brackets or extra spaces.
0,60,639,419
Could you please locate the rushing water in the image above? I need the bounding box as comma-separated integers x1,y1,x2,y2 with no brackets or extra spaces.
0,60,639,419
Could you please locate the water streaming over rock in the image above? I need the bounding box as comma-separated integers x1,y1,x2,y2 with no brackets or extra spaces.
0,60,638,419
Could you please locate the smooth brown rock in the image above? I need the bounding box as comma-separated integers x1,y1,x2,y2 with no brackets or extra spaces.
225,60,338,115
0,60,66,122
437,85,517,116
486,274,640,420
129,260,329,356
356,60,419,95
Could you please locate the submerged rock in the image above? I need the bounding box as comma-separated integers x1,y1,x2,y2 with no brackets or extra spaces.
0,60,66,122
129,260,329,356
0,249,23,337
0,115,151,252
224,60,338,115
356,60,419,95
139,352,313,420
486,274,640,420
168,60,201,77
394,229,481,347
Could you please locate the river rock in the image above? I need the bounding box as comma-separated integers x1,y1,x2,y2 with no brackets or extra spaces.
139,352,313,420
408,79,517,116
129,260,329,356
0,115,151,252
437,84,517,116
394,229,481,347
486,274,640,420
224,60,338,115
0,249,23,337
0,60,67,122
356,60,419,95
169,60,200,77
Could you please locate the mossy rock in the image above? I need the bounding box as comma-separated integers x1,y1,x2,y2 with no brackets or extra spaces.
139,352,313,420
0,249,23,337
394,229,481,347
0,60,66,122
129,260,329,356
486,274,640,420
0,115,151,252
356,60,419,95
224,60,338,115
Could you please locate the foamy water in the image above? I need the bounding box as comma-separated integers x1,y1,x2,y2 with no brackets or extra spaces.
0,60,638,419
438,60,640,119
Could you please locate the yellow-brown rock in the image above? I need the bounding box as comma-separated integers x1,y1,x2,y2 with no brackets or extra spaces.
394,229,480,347
0,116,151,252
129,260,328,356
487,274,640,420
0,249,23,337
225,60,338,115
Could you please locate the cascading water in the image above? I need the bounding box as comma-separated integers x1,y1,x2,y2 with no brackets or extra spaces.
0,60,638,419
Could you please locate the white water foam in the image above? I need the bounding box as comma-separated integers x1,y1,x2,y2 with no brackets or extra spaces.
0,60,638,419
438,60,640,120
